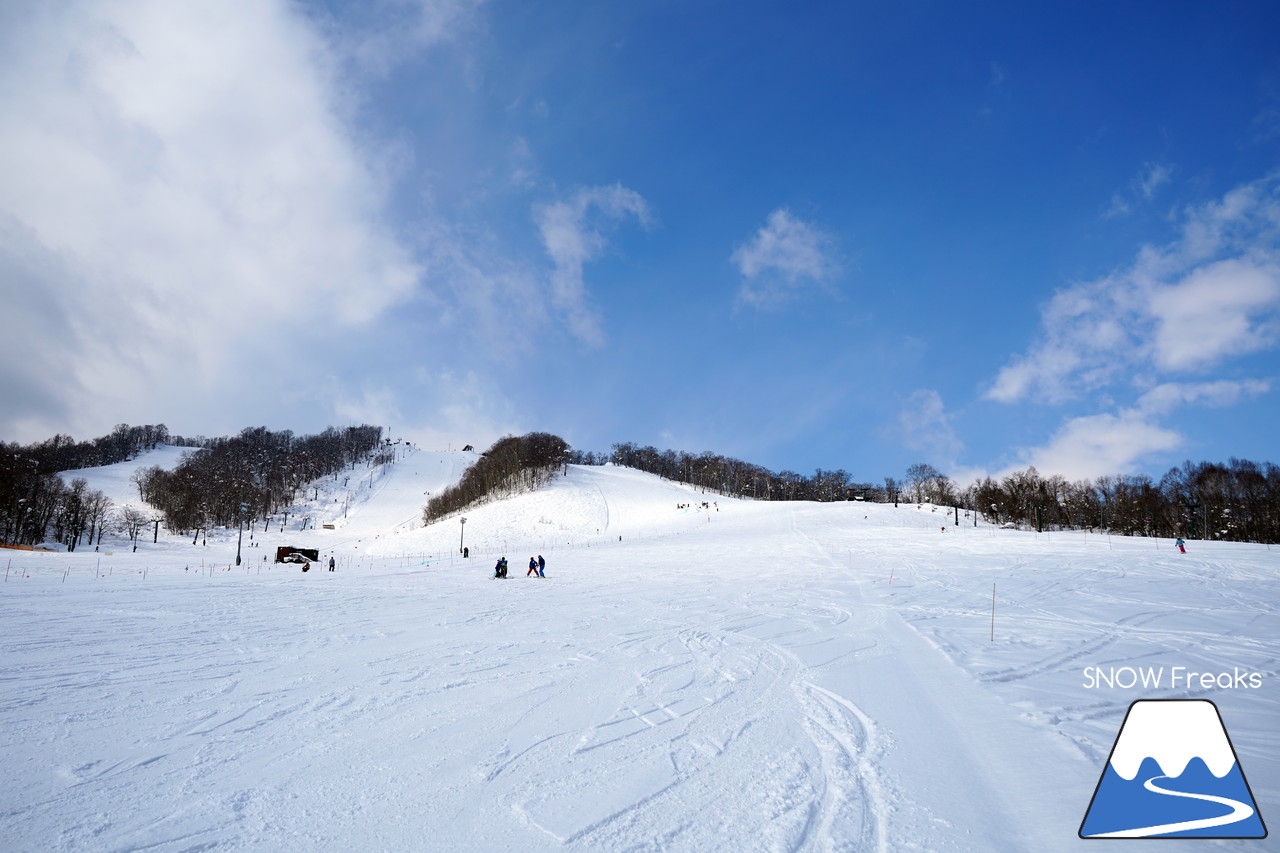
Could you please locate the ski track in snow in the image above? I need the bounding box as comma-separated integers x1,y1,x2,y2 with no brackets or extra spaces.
1,450,1277,851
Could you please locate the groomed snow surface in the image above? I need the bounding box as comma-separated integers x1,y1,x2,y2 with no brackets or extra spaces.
3,447,1276,851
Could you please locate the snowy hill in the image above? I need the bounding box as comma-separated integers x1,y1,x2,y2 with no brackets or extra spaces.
3,449,1277,851
55,443,194,510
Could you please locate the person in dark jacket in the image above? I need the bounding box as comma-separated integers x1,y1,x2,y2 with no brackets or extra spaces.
537,555,545,577
494,557,508,578
527,557,539,577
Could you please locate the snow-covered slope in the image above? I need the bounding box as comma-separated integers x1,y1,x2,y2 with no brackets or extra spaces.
55,444,194,509
3,452,1276,851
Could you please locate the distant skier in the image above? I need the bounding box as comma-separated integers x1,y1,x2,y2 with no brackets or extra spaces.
527,557,538,577
537,555,545,577
302,562,310,573
494,557,508,579
1176,537,1186,553
328,556,336,572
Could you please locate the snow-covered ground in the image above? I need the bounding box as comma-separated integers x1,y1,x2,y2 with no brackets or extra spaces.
4,448,1277,851
56,444,195,510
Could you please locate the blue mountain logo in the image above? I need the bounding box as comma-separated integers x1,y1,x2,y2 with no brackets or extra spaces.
1080,699,1267,838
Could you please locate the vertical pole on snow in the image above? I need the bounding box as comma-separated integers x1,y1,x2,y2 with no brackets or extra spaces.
990,582,996,642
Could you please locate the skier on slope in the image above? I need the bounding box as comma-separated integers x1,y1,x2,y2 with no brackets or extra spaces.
537,555,545,577
494,557,508,579
1175,537,1186,553
527,557,539,577
328,556,336,572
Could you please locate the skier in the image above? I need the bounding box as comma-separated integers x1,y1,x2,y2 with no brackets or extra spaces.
537,555,545,577
494,557,508,579
527,557,538,577
328,556,336,572
302,562,310,573
1175,537,1186,553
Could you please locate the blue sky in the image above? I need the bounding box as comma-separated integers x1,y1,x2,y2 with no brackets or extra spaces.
2,1,1278,485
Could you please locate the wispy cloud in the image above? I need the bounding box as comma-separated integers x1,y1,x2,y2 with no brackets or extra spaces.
894,389,963,469
987,175,1279,479
987,174,1280,405
533,183,652,346
1134,379,1271,416
731,209,838,309
1105,162,1173,218
327,0,485,77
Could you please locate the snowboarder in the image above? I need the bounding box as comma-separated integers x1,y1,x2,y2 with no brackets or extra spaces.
537,555,545,577
302,562,310,573
328,556,336,572
1176,537,1186,553
527,557,538,577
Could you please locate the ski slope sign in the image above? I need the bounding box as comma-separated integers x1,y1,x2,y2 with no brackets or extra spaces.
1079,699,1267,839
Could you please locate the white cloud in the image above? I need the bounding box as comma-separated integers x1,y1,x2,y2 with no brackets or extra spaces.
1017,411,1184,481
1149,258,1280,370
987,174,1280,405
1135,379,1270,416
0,1,425,441
984,274,1143,403
989,177,1280,480
533,183,652,346
1005,380,1270,481
731,209,838,309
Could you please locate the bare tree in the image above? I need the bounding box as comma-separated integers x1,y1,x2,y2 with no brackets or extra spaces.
121,506,149,552
905,463,941,504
